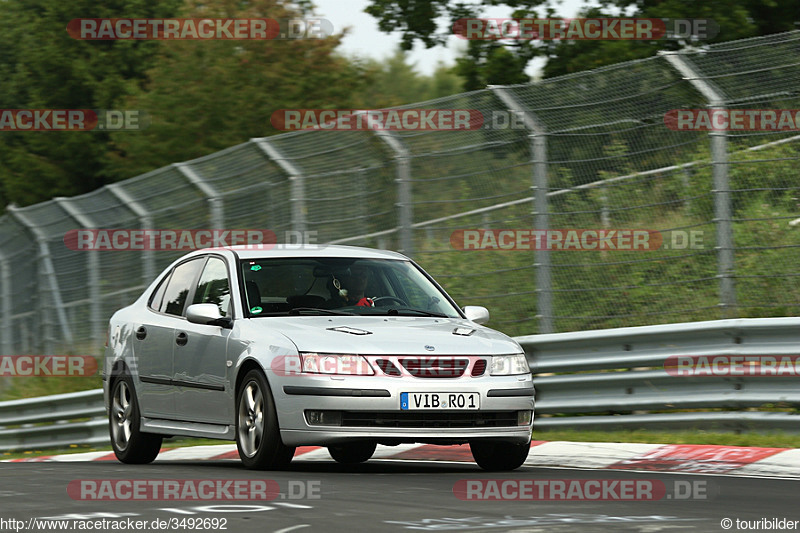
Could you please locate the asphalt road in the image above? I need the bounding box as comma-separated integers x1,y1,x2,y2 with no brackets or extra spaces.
0,459,797,532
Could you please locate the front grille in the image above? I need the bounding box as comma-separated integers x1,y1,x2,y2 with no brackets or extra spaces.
399,357,468,378
338,410,519,428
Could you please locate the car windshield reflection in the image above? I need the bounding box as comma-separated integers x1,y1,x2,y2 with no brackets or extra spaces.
240,257,461,318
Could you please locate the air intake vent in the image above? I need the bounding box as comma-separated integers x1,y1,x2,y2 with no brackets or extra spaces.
471,359,487,376
375,359,402,376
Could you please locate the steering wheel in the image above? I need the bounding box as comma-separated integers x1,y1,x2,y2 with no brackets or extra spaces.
371,296,408,308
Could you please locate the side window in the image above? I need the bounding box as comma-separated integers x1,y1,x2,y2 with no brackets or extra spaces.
192,257,231,317
160,258,204,316
148,272,170,311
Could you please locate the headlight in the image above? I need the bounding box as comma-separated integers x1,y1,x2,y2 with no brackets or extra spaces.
490,353,530,376
299,353,374,375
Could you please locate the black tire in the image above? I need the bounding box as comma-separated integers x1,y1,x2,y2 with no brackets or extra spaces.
236,369,296,470
328,442,377,464
470,439,531,471
109,375,162,464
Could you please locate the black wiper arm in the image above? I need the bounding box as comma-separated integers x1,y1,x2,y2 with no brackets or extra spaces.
288,307,356,316
386,308,448,317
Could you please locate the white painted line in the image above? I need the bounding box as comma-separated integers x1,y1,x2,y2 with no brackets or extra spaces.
156,444,237,461
273,525,309,533
737,449,800,477
526,441,662,468
45,451,115,462
372,443,428,459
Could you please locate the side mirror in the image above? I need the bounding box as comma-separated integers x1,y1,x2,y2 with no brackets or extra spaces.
463,306,490,325
186,303,232,328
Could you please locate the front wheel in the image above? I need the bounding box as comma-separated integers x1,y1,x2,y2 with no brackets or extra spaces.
470,439,531,471
109,375,162,464
236,369,295,470
328,442,377,464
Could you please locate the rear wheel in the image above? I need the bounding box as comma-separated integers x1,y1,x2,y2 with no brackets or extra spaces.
109,375,162,464
328,442,377,464
470,439,531,471
236,369,295,469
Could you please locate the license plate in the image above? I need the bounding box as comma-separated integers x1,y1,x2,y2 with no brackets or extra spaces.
401,392,479,410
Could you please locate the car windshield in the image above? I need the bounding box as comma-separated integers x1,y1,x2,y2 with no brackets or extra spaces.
239,257,462,318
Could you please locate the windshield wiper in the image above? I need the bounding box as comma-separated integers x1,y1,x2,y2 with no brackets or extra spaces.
288,307,357,316
385,308,448,317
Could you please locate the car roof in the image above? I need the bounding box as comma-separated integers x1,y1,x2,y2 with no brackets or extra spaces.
207,244,409,261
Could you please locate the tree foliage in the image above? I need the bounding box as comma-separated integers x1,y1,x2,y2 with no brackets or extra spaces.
0,0,461,205
0,0,182,206
365,0,800,87
106,0,373,179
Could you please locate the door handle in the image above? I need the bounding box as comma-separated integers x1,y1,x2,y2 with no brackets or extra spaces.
176,332,188,346
135,326,147,340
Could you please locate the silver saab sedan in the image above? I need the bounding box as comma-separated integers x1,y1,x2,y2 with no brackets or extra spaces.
103,245,534,470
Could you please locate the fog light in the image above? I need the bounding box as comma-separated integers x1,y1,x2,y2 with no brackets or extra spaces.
517,410,532,426
305,410,342,426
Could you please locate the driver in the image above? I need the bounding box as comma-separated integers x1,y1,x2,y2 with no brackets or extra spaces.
332,265,374,307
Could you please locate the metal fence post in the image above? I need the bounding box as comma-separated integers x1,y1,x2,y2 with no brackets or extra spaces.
253,139,307,236
662,52,736,317
174,163,224,230
491,86,553,333
8,205,74,352
106,183,156,284
54,198,103,345
358,113,414,257
0,251,13,355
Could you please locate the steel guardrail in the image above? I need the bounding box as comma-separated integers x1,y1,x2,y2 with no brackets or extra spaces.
518,317,800,433
2,317,799,451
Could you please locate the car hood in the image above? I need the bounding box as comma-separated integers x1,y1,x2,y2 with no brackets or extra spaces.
247,315,521,355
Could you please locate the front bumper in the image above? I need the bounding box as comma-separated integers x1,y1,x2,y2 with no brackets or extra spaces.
270,369,534,447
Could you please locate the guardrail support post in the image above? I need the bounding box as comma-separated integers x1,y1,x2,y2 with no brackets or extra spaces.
491,86,553,333
662,52,736,317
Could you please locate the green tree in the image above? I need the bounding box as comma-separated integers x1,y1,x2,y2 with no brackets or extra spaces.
357,49,465,108
542,1,757,77
106,0,374,179
365,0,800,85
366,0,547,90
0,0,182,206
